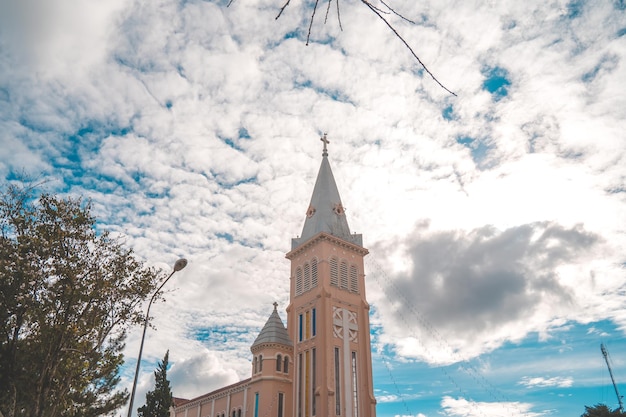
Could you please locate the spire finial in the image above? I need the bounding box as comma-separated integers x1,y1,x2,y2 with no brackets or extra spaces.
320,133,329,157
273,301,278,311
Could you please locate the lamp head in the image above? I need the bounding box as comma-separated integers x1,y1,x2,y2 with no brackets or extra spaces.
173,258,188,272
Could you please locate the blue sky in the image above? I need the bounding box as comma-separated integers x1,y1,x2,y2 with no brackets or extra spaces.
1,0,625,416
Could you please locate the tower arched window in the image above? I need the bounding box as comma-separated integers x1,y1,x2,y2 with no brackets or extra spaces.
340,260,349,290
284,356,289,373
330,257,339,287
296,267,303,296
350,265,358,293
253,356,257,374
311,258,318,288
276,354,282,372
304,263,311,292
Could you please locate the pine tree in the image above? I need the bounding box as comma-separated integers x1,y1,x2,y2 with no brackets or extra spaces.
138,351,174,417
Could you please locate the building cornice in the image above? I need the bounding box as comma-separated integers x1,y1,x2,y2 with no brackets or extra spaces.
176,378,252,411
250,342,294,354
286,232,369,259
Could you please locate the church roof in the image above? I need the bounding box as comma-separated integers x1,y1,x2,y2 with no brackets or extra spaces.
291,136,363,250
251,303,292,349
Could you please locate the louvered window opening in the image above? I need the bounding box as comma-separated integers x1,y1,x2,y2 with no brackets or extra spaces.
304,263,311,292
296,267,303,296
329,257,359,293
330,257,338,287
340,261,348,290
349,265,359,293
296,259,319,296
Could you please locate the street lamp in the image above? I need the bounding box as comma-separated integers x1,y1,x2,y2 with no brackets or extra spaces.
127,258,188,417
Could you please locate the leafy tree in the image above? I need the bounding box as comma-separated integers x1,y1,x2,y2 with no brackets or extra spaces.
0,183,163,417
581,404,625,417
137,350,173,417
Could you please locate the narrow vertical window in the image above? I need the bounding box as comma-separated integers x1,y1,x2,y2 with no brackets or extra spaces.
278,393,284,417
296,267,303,296
304,263,311,292
330,257,338,287
284,356,289,374
312,348,317,416
299,314,303,342
312,308,316,337
254,393,259,417
253,356,257,374
298,353,303,417
276,354,282,372
305,310,311,339
259,355,263,372
352,352,359,417
233,410,236,417
350,265,358,293
340,261,348,290
305,350,310,417
238,410,241,417
334,347,341,415
311,258,318,288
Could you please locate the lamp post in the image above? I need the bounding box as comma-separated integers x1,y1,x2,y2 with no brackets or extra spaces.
127,258,188,417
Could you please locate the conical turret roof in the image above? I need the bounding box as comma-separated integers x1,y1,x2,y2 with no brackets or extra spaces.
291,135,362,250
251,303,292,350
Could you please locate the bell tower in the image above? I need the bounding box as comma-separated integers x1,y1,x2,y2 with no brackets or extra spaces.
286,135,376,417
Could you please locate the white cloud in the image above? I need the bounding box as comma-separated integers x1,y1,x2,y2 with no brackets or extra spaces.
441,396,544,417
1,0,625,416
519,376,574,388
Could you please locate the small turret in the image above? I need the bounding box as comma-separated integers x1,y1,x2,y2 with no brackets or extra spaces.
250,303,293,380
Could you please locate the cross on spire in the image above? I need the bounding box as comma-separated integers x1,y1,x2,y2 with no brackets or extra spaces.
320,133,329,157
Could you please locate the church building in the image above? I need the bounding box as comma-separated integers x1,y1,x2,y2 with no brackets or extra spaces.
173,138,377,417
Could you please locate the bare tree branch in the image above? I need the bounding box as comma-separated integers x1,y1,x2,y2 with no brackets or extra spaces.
361,0,456,96
276,0,292,19
229,0,456,96
336,0,343,31
324,0,332,24
306,0,321,45
363,1,390,15
379,0,416,24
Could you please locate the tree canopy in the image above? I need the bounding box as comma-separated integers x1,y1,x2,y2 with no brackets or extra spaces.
581,404,625,417
137,350,174,417
0,183,163,417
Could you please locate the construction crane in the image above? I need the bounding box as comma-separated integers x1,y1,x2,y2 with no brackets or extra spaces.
601,343,624,412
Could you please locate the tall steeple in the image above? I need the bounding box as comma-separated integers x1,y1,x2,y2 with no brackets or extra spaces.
171,135,377,417
286,135,376,417
292,134,363,250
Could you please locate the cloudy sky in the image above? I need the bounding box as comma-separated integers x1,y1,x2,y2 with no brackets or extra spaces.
1,0,625,416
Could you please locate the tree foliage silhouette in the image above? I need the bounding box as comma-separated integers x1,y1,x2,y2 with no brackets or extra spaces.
137,351,174,417
581,404,625,417
0,182,163,417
